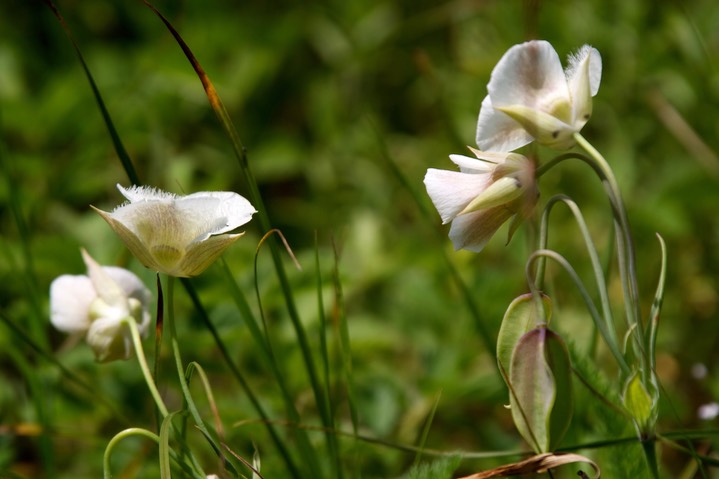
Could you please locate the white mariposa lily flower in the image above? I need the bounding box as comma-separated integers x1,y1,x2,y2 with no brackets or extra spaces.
93,184,257,277
424,149,537,252
476,40,602,151
50,249,152,362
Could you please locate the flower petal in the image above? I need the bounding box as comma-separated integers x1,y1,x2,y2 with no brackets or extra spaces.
487,40,569,113
566,45,601,130
179,233,245,277
175,191,257,239
92,206,162,272
117,184,176,202
50,275,95,333
566,45,601,97
82,249,127,309
448,206,514,252
86,316,132,362
476,95,534,152
103,266,152,333
449,154,495,174
424,168,491,224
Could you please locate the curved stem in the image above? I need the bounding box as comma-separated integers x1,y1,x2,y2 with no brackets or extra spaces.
536,195,618,359
543,139,646,376
526,249,629,374
165,276,238,476
123,317,168,418
573,133,642,336
104,428,160,479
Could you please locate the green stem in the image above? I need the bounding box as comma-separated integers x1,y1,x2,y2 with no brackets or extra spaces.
573,133,642,342
166,276,239,476
123,317,168,418
536,195,618,353
526,249,630,373
641,436,660,479
179,277,303,479
104,428,160,479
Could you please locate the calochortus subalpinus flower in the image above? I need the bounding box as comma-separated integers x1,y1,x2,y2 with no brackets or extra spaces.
476,40,602,151
50,249,152,362
93,184,257,278
424,149,537,252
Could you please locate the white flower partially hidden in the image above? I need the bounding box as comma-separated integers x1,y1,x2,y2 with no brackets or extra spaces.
50,249,152,362
476,40,602,151
424,149,537,252
93,184,257,277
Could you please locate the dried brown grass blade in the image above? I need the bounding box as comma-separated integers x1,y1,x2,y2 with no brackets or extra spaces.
457,452,600,479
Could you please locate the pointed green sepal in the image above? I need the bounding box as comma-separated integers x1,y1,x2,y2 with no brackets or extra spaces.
496,104,576,150
459,176,523,215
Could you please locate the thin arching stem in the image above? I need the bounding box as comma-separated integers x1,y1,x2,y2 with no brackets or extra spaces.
525,249,629,374
536,195,618,363
124,317,168,418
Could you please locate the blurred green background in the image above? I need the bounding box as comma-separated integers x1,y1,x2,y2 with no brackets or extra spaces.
1,0,718,477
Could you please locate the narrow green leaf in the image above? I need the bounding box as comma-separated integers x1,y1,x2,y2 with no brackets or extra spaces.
44,0,140,185
647,233,667,373
140,6,329,476
159,412,179,479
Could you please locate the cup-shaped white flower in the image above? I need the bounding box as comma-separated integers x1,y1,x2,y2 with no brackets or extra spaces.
93,184,257,277
50,249,152,362
476,40,602,151
424,149,537,252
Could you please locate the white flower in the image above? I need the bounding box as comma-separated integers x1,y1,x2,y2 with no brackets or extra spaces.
93,184,257,277
50,249,152,362
476,40,602,151
424,149,537,252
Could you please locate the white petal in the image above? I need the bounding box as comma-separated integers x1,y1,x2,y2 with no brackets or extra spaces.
487,40,569,112
50,275,95,333
566,45,601,97
117,184,176,203
566,45,601,129
86,315,132,362
448,154,495,173
466,148,522,164
103,266,152,332
424,168,490,224
448,207,514,252
476,95,534,152
103,266,150,304
176,191,257,239
82,249,127,309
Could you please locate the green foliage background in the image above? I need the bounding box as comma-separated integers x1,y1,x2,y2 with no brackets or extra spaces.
1,0,718,477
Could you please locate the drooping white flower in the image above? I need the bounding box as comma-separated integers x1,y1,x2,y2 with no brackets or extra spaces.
424,149,537,252
476,40,602,151
93,184,257,277
50,249,152,362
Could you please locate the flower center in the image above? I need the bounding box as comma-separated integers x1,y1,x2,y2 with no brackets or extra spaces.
151,244,183,271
